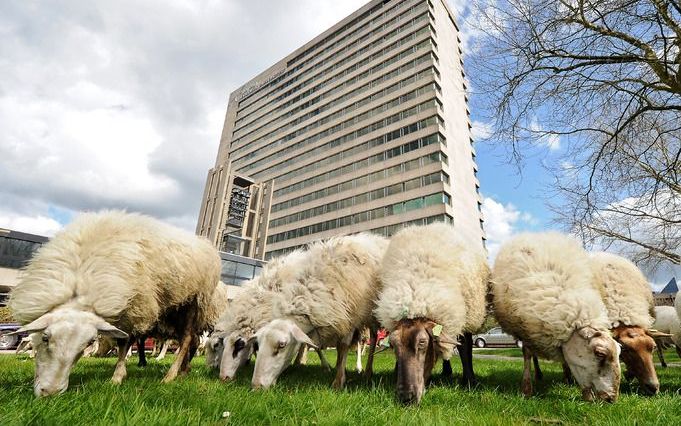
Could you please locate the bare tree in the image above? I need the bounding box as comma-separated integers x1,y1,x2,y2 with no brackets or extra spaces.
470,0,681,265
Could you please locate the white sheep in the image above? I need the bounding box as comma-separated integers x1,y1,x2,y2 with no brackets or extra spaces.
652,306,681,367
374,222,488,404
589,251,661,394
491,232,621,402
251,233,387,389
8,211,223,396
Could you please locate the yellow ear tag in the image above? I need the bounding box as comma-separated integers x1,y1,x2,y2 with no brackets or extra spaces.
432,324,443,337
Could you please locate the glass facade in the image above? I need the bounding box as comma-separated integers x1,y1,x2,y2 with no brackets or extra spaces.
0,232,47,269
219,252,265,287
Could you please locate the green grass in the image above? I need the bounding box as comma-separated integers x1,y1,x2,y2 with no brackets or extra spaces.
2,349,681,425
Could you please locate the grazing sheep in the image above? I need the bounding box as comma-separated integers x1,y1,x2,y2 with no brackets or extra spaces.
374,223,488,405
251,233,387,389
210,275,331,380
589,252,661,395
8,211,222,396
491,232,621,402
652,306,681,367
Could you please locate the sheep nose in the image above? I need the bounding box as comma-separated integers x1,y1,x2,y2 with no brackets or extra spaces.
643,381,659,396
596,391,617,403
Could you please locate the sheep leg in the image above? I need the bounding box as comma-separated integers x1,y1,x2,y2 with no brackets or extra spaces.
150,339,159,357
356,340,363,373
156,340,170,361
316,348,331,371
521,346,533,397
533,355,543,381
137,337,147,367
294,344,308,365
562,362,575,384
364,327,378,380
442,359,453,381
180,334,199,374
112,337,133,384
657,345,667,368
331,333,353,389
163,303,197,383
458,332,476,386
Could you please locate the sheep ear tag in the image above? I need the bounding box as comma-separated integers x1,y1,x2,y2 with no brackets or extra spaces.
432,323,443,337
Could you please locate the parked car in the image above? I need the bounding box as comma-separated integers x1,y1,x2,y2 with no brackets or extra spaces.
0,323,26,350
473,327,522,348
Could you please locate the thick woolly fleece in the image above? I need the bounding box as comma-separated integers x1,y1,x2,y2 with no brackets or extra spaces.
589,252,654,329
9,211,222,335
214,278,277,342
491,232,611,360
269,233,388,346
374,223,489,360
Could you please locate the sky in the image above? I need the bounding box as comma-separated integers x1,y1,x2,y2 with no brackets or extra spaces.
0,0,676,287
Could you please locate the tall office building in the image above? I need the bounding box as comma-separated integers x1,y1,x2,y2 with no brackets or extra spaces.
197,0,484,260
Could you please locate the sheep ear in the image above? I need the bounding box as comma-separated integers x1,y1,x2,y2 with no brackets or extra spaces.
647,329,673,338
96,321,128,339
14,316,51,335
289,324,318,349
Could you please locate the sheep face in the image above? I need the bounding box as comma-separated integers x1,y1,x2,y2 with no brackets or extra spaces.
562,327,621,402
218,333,254,381
16,308,127,397
205,334,225,370
613,325,659,395
251,319,316,389
390,318,449,405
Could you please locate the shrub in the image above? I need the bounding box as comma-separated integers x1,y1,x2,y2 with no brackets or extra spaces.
0,306,14,323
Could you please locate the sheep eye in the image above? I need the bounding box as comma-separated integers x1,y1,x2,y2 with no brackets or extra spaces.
278,341,287,349
417,339,428,349
41,333,49,343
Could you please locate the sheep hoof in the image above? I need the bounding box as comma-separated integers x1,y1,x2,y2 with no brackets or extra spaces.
162,372,178,383
331,379,345,390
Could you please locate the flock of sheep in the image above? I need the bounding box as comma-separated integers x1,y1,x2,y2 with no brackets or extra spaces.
6,210,674,405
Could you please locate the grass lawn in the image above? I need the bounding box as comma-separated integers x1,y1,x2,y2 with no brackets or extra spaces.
2,349,681,425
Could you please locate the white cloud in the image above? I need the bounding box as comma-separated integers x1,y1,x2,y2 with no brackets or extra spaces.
481,196,534,260
471,120,493,141
0,211,63,237
530,119,561,151
0,0,369,231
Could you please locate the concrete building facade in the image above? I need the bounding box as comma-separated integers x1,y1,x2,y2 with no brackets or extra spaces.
197,0,484,260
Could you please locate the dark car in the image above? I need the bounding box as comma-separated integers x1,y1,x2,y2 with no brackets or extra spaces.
0,323,26,350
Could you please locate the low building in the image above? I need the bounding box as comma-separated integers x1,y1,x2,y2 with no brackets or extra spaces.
0,227,264,304
653,277,678,307
0,229,48,306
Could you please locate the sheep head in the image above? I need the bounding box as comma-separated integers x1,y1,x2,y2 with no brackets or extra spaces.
16,307,127,397
390,318,454,405
613,325,659,395
251,319,316,389
218,331,255,381
562,326,621,403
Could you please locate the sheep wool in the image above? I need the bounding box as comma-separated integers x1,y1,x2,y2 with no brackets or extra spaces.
589,252,654,329
215,278,276,341
9,211,221,336
491,232,610,360
374,223,489,359
271,233,388,344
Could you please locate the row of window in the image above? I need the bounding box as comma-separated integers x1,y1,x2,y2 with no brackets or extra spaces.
236,2,427,116
234,83,439,173
249,112,443,184
232,22,434,144
369,213,452,237
285,0,405,70
231,52,438,163
267,191,451,244
239,0,412,109
269,171,449,229
271,134,446,211
232,64,437,164
264,212,451,261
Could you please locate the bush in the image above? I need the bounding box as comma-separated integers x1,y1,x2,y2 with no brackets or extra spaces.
0,306,14,323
